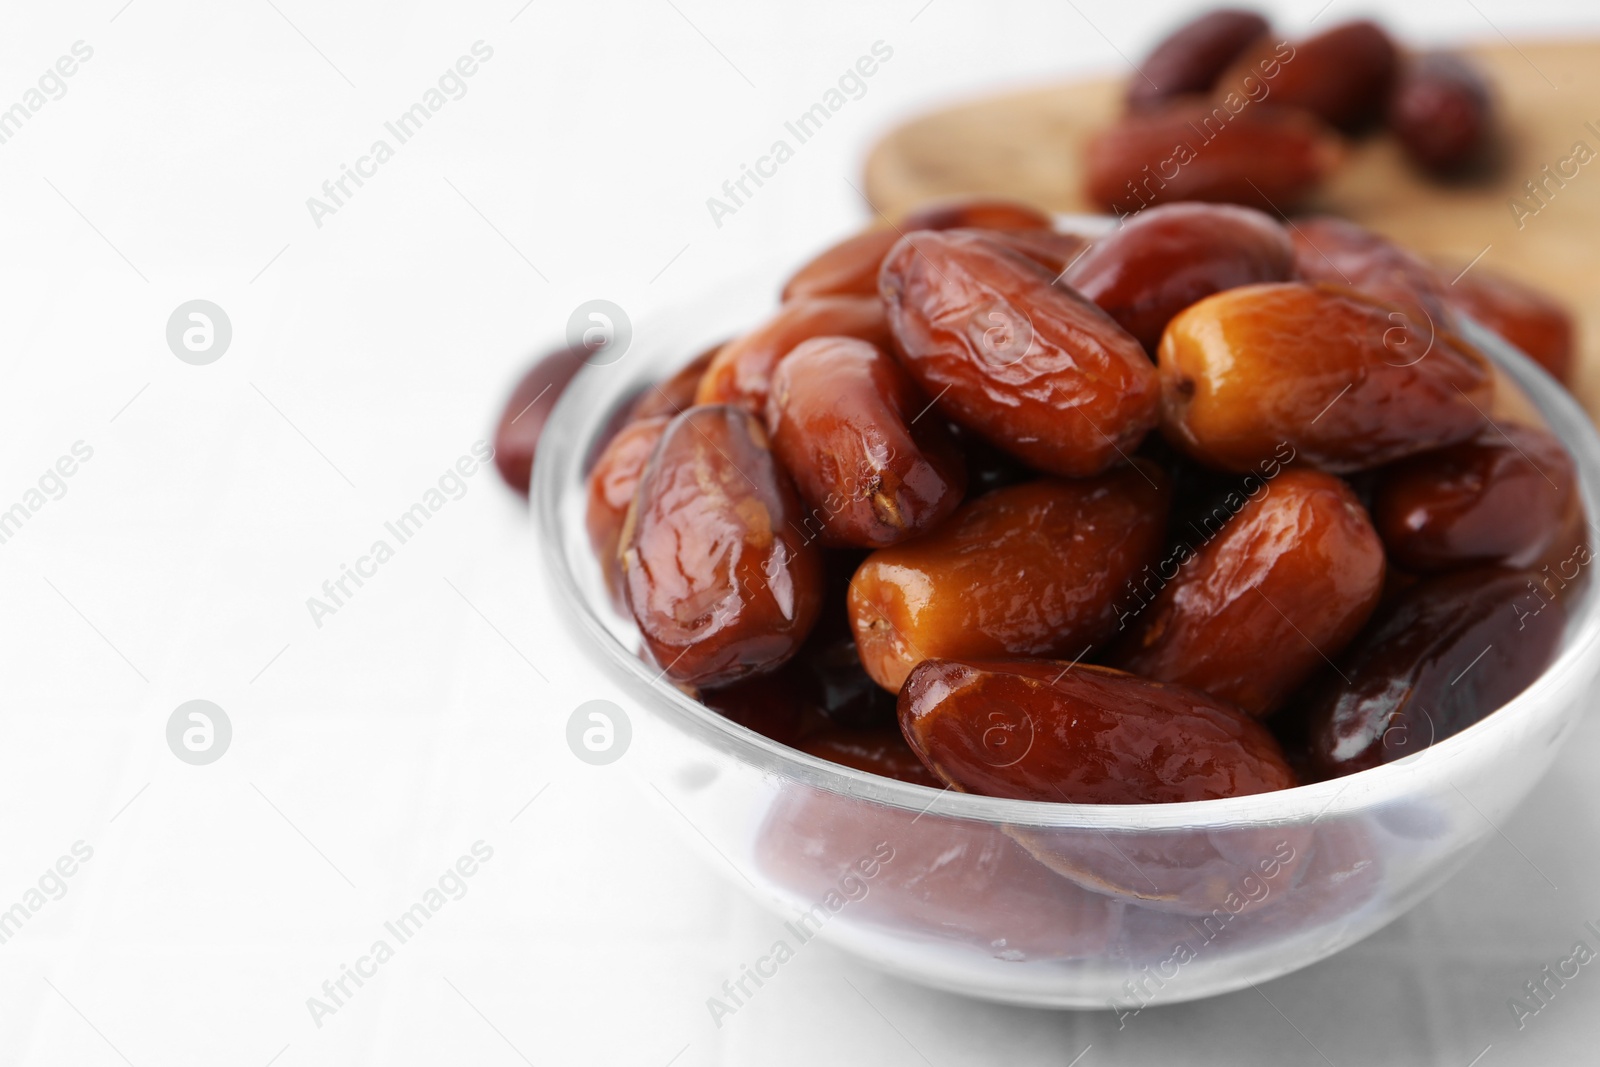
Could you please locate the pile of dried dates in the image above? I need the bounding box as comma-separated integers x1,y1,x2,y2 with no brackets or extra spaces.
1089,8,1501,216
498,191,1584,805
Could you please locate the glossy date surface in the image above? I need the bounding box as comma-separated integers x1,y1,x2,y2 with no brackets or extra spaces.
766,336,966,548
848,467,1169,691
880,229,1159,477
1158,282,1492,473
620,405,824,687
899,659,1298,803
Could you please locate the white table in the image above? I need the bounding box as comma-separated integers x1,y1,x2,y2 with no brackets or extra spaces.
3,1,1597,1063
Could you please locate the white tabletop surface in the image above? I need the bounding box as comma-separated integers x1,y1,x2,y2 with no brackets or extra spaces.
3,0,1599,1063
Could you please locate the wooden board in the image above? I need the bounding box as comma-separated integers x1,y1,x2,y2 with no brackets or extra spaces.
864,40,1600,417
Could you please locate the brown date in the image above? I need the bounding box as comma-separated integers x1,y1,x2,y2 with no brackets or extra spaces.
1219,20,1398,133
1084,103,1342,217
756,786,1123,960
1372,424,1578,572
1022,816,1311,918
585,414,670,611
848,467,1169,691
970,227,1093,276
1126,8,1271,113
620,405,823,687
1064,202,1293,353
781,226,1087,302
879,229,1159,477
1389,52,1494,176
1113,469,1385,717
695,295,892,412
697,667,812,746
795,725,941,787
1437,262,1575,384
1305,567,1569,779
899,659,1297,803
627,345,719,420
900,197,1054,232
782,229,901,301
767,336,966,549
492,345,586,495
1290,216,1457,330
1159,282,1493,473
698,617,896,743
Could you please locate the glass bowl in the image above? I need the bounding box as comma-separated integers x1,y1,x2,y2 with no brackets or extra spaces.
532,241,1600,1008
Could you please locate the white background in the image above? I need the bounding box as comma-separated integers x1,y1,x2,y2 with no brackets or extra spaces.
2,1,1599,1064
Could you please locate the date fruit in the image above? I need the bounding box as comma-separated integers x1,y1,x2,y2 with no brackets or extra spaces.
756,787,1123,959
620,405,824,687
1159,282,1493,473
1305,567,1568,778
899,659,1297,803
1127,8,1271,112
492,345,586,495
972,227,1093,276
1438,262,1575,384
1084,103,1341,217
767,336,966,548
782,229,902,301
1290,216,1456,330
1389,52,1494,176
1023,819,1310,917
585,414,670,610
1220,20,1398,133
628,345,719,420
1064,202,1293,353
848,467,1169,691
880,229,1159,477
1372,424,1578,572
695,295,893,412
900,197,1055,232
1114,469,1385,717
795,725,941,787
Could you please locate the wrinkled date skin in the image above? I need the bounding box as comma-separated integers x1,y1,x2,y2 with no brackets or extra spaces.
492,345,587,495
1065,202,1293,354
1439,263,1575,384
1114,469,1386,717
969,227,1093,277
1373,424,1578,572
781,224,1087,302
695,295,893,412
767,336,966,549
628,346,719,421
782,229,902,301
585,414,671,611
900,197,1055,232
1159,282,1493,473
1220,20,1398,133
795,725,942,787
1126,8,1270,112
1291,216,1457,330
620,405,824,688
1389,52,1495,175
1305,568,1570,778
848,467,1169,691
899,659,1298,803
880,229,1159,477
1084,103,1341,217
